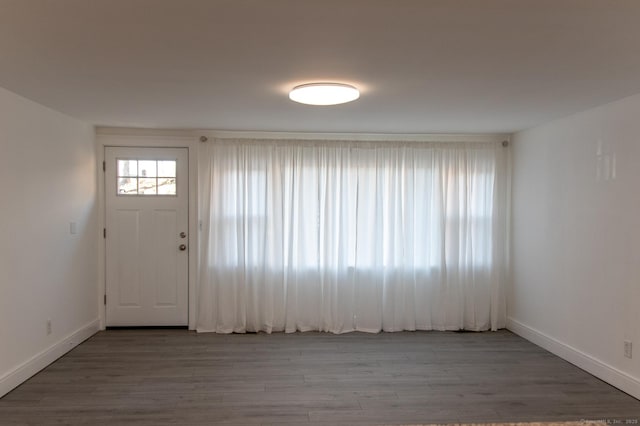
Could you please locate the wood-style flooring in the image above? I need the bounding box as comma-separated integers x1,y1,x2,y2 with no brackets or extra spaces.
1,329,638,425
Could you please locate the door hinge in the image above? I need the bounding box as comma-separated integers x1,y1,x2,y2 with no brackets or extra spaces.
104,294,107,305
103,228,106,239
102,161,106,172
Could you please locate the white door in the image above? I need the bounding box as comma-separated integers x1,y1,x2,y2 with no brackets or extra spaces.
105,147,188,326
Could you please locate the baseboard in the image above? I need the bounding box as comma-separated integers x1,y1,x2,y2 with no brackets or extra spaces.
507,317,640,400
0,318,99,398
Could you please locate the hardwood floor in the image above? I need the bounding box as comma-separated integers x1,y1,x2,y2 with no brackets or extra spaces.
1,329,638,425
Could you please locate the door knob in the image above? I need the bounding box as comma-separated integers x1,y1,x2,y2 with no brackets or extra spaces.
180,232,186,238
179,244,187,251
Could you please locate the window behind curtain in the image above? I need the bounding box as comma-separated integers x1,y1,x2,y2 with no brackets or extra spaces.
211,144,495,271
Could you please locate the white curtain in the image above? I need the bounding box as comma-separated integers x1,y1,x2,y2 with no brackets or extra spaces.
197,139,509,333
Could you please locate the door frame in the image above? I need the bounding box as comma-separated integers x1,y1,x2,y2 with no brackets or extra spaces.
97,131,199,330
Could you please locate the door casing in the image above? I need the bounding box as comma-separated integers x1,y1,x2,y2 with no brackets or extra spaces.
97,133,199,330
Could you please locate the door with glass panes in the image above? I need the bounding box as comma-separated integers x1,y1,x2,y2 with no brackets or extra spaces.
105,147,188,326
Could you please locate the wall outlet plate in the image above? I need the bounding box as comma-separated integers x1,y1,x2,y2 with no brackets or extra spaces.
624,340,632,359
46,319,52,335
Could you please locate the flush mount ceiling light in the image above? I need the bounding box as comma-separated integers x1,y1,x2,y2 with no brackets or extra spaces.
289,83,360,106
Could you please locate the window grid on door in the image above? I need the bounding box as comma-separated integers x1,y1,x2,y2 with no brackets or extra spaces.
116,159,177,196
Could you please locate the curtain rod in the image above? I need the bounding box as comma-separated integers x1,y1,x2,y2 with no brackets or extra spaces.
96,127,511,144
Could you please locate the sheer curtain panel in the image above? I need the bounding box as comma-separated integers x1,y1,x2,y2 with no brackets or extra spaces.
197,139,509,333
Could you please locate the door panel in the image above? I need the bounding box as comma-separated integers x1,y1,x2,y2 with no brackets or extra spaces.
105,147,188,326
153,209,178,306
115,209,141,306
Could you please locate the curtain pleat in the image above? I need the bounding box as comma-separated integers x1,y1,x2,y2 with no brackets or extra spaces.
197,139,508,333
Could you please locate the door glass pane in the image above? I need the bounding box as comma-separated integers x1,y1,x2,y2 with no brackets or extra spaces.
158,160,176,177
138,178,157,194
157,178,176,195
117,159,137,177
118,177,138,194
138,161,157,178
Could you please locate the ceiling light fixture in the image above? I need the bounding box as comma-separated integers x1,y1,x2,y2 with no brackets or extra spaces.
289,83,360,106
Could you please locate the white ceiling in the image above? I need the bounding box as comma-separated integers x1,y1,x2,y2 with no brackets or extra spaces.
1,0,640,134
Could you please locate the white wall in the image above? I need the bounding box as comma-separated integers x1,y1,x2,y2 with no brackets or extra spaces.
0,87,99,397
510,93,640,399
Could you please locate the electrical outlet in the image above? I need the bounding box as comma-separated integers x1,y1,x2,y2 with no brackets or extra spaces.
624,340,632,359
46,319,52,335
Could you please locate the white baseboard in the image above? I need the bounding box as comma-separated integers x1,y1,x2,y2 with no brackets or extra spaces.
507,317,640,400
0,318,99,398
